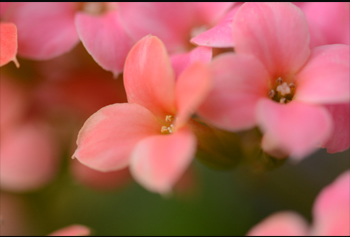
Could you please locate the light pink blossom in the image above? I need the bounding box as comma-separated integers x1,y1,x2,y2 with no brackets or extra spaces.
0,76,59,192
247,170,350,236
198,3,349,159
73,36,211,194
2,3,229,76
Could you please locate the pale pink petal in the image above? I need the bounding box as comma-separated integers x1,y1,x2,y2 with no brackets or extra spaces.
191,5,241,48
118,2,197,52
256,99,333,159
247,211,309,236
193,2,234,25
75,11,134,77
233,2,310,76
73,103,160,172
48,225,90,236
311,170,350,236
321,103,350,153
71,159,131,191
170,46,212,79
294,44,350,104
175,62,211,129
130,126,196,194
124,35,176,119
5,2,79,60
0,122,59,192
198,53,269,131
300,2,350,47
0,22,19,67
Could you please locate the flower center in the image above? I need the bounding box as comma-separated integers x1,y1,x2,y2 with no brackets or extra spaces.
161,115,175,134
268,77,295,104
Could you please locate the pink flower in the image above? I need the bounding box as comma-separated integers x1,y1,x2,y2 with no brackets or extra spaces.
0,76,59,192
198,3,349,159
294,2,350,48
0,22,19,67
2,3,229,76
73,36,211,194
247,170,350,236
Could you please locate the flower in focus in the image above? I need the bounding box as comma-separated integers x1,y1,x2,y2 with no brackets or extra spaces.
247,170,350,236
73,36,211,194
198,2,349,159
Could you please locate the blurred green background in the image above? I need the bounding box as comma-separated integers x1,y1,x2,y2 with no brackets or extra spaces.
8,148,348,235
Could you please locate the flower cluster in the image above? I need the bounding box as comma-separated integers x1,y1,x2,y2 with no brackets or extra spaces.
0,2,349,235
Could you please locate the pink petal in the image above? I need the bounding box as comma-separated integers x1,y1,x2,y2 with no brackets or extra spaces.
193,2,234,25
170,46,212,79
124,35,176,119
294,44,350,104
311,170,350,236
0,123,59,192
0,2,11,17
73,103,160,172
48,225,90,236
198,53,269,131
191,5,241,48
71,159,131,191
130,126,196,194
256,99,333,159
247,211,309,236
118,2,197,53
233,2,310,76
300,2,350,47
5,2,79,60
321,103,350,153
0,22,19,67
175,62,211,129
75,11,134,77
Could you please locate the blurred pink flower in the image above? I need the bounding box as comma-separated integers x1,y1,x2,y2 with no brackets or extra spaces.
0,22,19,67
2,2,230,76
48,225,90,236
247,170,350,236
73,36,211,194
0,76,59,192
294,2,350,48
198,2,349,159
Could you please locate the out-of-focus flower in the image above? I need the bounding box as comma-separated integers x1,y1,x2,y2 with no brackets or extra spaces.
1,3,229,76
73,36,211,194
0,76,59,192
294,2,350,48
247,170,350,236
0,22,19,67
198,2,349,159
48,225,90,236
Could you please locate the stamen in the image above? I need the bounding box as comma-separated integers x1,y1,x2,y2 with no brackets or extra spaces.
289,82,295,89
280,98,286,103
165,115,173,122
268,89,275,98
161,126,169,133
276,77,283,85
276,82,291,96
